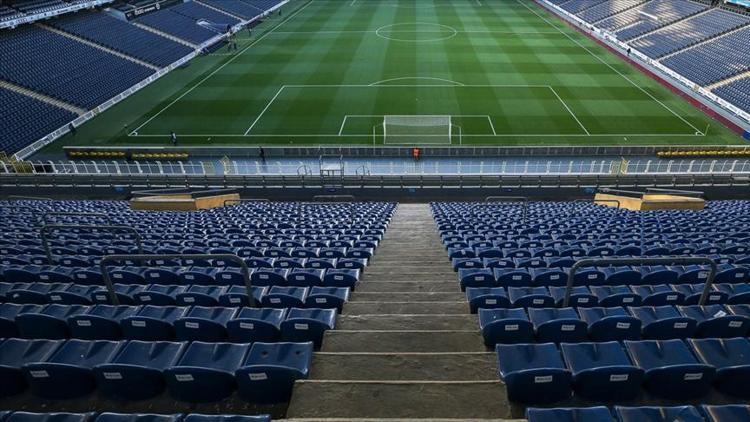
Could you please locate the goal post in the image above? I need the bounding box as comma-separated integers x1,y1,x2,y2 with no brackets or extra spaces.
382,115,453,144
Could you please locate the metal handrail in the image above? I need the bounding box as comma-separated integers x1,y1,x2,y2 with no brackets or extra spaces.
223,198,271,206
99,254,253,306
645,188,705,198
43,212,112,225
597,188,644,197
41,224,143,264
564,257,717,307
7,195,52,200
475,196,529,223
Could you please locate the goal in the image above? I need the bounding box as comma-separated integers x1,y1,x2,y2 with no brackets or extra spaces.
379,115,457,145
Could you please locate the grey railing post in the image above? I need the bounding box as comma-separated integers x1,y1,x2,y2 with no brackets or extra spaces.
41,224,143,264
42,212,112,225
565,257,717,307
99,254,253,306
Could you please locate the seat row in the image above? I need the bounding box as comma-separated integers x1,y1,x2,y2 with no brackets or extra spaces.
447,242,750,259
1,265,362,287
478,304,750,346
458,265,747,288
0,413,269,422
496,337,750,404
526,404,750,422
466,282,750,312
0,304,336,347
0,338,312,403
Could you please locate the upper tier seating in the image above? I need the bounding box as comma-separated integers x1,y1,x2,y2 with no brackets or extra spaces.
630,8,750,59
662,26,750,86
135,6,223,45
559,0,607,15
577,0,650,24
198,0,264,20
0,25,154,109
0,87,77,155
613,0,708,41
48,10,193,67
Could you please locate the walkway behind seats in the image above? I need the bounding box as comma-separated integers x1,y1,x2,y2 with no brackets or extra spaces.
286,204,518,421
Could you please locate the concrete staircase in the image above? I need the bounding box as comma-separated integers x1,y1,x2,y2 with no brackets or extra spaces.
286,204,521,421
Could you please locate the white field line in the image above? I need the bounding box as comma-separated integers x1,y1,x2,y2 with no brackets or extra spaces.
130,0,314,135
515,0,704,135
129,133,708,138
548,86,590,135
338,115,349,136
244,86,286,135
486,115,497,135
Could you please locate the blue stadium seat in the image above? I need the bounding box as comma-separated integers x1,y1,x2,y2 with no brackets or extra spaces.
561,341,644,401
16,304,89,339
91,284,144,306
142,267,182,285
164,341,250,402
262,287,308,308
281,308,336,349
182,416,270,422
175,285,227,307
466,287,510,313
94,414,181,422
287,269,325,287
227,308,286,343
459,268,496,289
179,267,219,285
304,287,349,312
0,303,43,337
478,308,533,346
6,413,93,422
631,284,684,306
525,407,614,422
670,284,727,305
624,339,715,399
94,340,187,400
495,343,572,404
579,307,641,341
678,305,750,338
714,283,750,304
235,342,313,403
0,338,62,397
613,406,704,422
24,339,122,398
68,305,138,340
251,268,289,287
590,285,641,307
134,285,188,306
628,306,697,340
121,306,189,341
548,286,597,308
701,405,750,422
508,287,554,308
688,338,750,398
217,286,266,308
323,269,360,288
529,308,587,343
174,306,237,341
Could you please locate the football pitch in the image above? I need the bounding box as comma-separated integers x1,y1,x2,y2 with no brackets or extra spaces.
51,0,746,151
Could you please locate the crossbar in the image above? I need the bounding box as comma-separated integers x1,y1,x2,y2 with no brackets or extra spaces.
100,254,253,306
564,257,717,307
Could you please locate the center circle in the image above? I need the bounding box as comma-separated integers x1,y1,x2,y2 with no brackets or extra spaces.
375,23,458,43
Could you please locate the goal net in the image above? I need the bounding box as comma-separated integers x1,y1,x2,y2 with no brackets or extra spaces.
382,115,452,144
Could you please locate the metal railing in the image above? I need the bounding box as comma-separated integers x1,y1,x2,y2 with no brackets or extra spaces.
564,257,717,307
41,224,143,264
100,254,253,306
7,158,750,177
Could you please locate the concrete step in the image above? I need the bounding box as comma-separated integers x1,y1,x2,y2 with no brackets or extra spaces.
355,281,459,293
344,301,469,315
321,330,486,353
308,352,496,381
350,292,463,302
286,381,517,419
362,270,455,278
337,314,477,331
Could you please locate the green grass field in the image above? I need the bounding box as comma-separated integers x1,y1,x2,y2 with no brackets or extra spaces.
46,0,746,152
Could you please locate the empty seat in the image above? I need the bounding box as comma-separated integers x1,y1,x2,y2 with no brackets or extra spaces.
121,306,189,341
529,308,587,343
0,304,43,337
174,306,237,341
624,339,715,399
164,341,249,402
16,304,90,339
235,342,313,403
613,406,704,422
182,416,270,422
579,307,641,341
94,340,187,400
304,287,349,312
670,284,727,305
549,286,597,308
688,337,750,398
590,285,641,307
628,306,697,340
678,305,749,338
227,308,286,343
68,305,138,340
478,308,534,346
175,285,227,307
287,269,325,287
459,268,496,289
526,407,615,422
466,287,510,313
6,413,93,422
262,287,308,308
134,285,188,306
561,341,644,401
631,284,684,306
218,286,266,308
714,283,750,305
496,342,572,404
702,405,750,422
508,287,554,308
24,339,122,398
94,414,181,422
322,269,359,288
0,338,62,397
280,308,336,349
